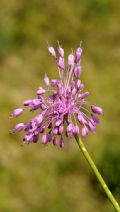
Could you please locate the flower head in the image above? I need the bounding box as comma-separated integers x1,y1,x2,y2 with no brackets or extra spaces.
10,43,103,147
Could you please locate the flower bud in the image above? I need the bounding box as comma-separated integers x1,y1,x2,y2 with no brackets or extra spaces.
23,133,33,142
68,54,75,68
82,127,88,137
58,46,64,58
33,134,39,143
48,46,56,57
47,133,52,142
91,106,103,115
42,134,48,144
58,125,63,134
53,137,57,145
72,87,76,95
78,114,87,125
74,66,82,78
80,92,89,99
60,137,64,148
57,57,64,69
51,79,59,87
35,114,43,124
55,119,62,127
67,123,73,133
73,125,79,135
91,115,100,124
88,122,96,131
23,100,32,106
44,74,50,87
53,126,59,135
24,122,32,131
10,108,23,117
75,48,82,63
76,79,81,89
11,123,24,133
37,87,46,95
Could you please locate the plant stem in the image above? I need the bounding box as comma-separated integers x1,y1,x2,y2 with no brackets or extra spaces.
74,135,120,212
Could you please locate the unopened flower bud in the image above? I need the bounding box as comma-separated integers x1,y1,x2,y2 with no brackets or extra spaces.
53,137,57,145
60,137,64,148
91,115,100,124
23,134,33,142
72,87,76,95
10,108,23,117
57,57,64,69
37,87,46,95
33,134,39,143
44,74,50,87
48,46,56,57
82,127,88,137
91,106,103,115
53,126,59,135
74,66,82,78
68,54,75,68
55,119,62,127
23,100,32,106
78,114,87,125
51,79,59,87
47,133,52,142
67,123,73,133
75,47,82,63
88,122,96,131
58,125,63,134
80,92,89,99
11,123,24,133
76,79,81,89
73,125,79,135
35,114,43,124
42,134,48,144
58,46,64,58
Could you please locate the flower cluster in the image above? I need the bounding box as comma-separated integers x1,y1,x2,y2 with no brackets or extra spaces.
10,44,103,148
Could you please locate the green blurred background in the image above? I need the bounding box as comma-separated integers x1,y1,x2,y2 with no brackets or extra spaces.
0,0,120,211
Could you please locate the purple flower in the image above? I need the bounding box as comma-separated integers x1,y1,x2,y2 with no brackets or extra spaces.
10,43,103,147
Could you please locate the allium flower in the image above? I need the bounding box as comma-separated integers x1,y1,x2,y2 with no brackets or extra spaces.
10,44,103,148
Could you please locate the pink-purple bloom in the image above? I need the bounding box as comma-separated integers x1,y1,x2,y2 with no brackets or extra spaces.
10,44,103,148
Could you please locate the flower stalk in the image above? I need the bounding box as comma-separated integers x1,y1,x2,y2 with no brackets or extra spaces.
74,135,120,212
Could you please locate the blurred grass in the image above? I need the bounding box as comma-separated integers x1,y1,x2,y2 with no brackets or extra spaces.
0,0,120,211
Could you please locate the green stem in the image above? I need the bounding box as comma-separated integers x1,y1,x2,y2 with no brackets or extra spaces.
74,135,120,212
